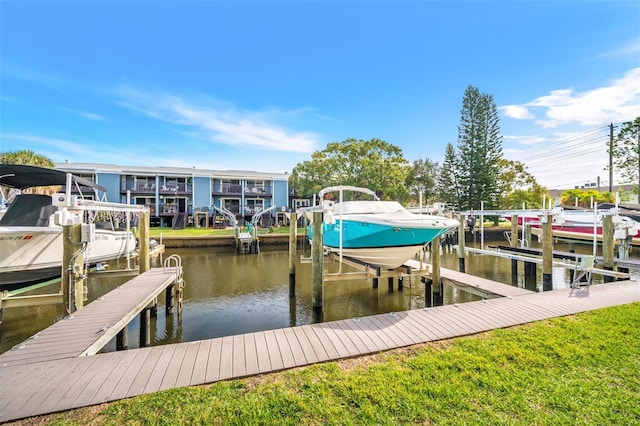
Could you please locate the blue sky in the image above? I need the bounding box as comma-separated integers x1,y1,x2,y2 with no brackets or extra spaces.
1,1,639,190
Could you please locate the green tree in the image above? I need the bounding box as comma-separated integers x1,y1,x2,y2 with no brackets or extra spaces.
456,85,503,210
560,189,616,208
612,117,640,203
437,142,461,208
289,138,410,201
405,158,439,205
0,150,57,198
497,159,547,209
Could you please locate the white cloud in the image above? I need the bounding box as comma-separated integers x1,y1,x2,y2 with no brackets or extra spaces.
499,105,534,120
114,86,320,153
500,67,640,128
60,108,105,121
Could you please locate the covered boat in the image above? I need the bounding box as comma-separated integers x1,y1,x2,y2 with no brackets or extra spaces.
0,164,138,289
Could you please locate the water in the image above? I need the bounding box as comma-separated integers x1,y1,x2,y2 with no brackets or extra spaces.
1,239,635,354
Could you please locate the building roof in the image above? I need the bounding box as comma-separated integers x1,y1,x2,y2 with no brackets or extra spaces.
55,162,291,180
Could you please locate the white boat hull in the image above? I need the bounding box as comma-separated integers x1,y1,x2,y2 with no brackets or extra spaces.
327,245,426,270
0,226,136,288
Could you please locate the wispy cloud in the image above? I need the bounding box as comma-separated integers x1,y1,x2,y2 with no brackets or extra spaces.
593,37,640,60
113,85,320,153
500,67,640,128
0,133,131,164
60,108,105,121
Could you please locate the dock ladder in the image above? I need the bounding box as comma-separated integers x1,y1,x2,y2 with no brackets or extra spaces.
164,254,185,313
571,255,594,289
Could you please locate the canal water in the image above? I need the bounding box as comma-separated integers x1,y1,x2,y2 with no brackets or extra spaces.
1,237,636,354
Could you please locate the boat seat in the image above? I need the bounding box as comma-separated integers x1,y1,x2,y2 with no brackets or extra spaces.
0,194,55,227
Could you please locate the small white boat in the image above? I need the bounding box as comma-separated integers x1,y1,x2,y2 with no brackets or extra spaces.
303,186,460,269
0,164,138,289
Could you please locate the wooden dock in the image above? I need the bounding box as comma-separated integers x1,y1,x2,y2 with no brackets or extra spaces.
1,277,638,422
0,267,180,367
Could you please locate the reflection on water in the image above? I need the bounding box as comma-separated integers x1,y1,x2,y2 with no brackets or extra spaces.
1,239,636,354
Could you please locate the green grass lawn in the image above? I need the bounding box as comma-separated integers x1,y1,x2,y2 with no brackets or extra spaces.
31,302,639,425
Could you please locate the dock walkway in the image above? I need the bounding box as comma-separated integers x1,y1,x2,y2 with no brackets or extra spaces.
0,267,180,367
1,278,638,422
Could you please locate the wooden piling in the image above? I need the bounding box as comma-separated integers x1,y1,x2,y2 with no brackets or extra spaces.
542,214,553,291
422,277,432,308
288,212,297,297
510,214,519,275
62,223,84,313
311,211,323,315
116,327,128,350
372,277,379,289
139,211,150,274
602,215,615,282
432,235,441,289
140,308,151,347
457,214,466,273
388,277,394,292
166,283,175,314
398,276,404,291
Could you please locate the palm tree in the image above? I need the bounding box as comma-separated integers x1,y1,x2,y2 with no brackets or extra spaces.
1,150,59,199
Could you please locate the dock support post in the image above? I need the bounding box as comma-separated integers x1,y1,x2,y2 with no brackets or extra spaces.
288,212,297,297
140,308,151,347
510,215,519,276
62,223,85,313
116,327,129,351
423,277,432,308
311,212,323,319
398,276,404,291
166,284,175,314
602,215,615,282
388,277,394,292
542,213,553,291
457,214,466,273
139,211,150,274
432,234,441,289
372,277,378,289
524,224,532,248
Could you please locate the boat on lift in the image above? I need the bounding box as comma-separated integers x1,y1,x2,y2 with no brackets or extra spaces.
0,164,139,290
506,206,640,243
302,186,460,269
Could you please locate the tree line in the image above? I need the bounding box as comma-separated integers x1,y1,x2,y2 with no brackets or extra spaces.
290,85,640,209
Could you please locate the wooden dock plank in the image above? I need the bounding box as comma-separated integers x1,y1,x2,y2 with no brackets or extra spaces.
282,327,307,366
263,330,284,371
190,339,212,385
231,334,246,377
176,341,200,388
243,333,260,376
125,346,165,397
159,343,188,391
89,349,142,404
292,326,319,364
144,344,178,394
299,325,330,362
253,332,273,373
204,338,223,383
218,336,234,380
308,324,341,360
69,351,131,410
273,329,296,369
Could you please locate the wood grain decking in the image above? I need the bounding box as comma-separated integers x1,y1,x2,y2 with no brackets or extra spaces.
0,268,179,367
1,279,638,423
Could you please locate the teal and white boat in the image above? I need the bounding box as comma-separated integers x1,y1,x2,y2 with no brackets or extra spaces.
304,186,459,269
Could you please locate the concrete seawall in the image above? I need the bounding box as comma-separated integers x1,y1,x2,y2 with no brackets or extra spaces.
156,227,508,249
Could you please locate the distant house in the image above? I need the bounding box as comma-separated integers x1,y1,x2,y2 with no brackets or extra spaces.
55,162,307,227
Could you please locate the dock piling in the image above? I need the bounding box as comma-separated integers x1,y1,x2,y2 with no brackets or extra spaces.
602,215,615,282
288,212,297,297
542,213,553,291
311,212,323,317
457,214,466,273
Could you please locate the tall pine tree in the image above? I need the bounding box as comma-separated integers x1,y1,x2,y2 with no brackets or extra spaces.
455,85,503,210
437,142,461,207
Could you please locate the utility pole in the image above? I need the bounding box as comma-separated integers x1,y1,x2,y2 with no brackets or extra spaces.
609,123,614,193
